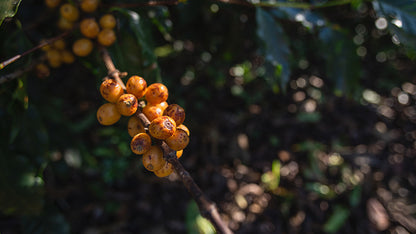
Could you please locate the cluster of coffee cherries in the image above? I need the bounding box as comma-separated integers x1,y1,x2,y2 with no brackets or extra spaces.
96,75,190,177
42,0,116,64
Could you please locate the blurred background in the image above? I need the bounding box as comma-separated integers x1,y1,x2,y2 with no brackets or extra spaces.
1,0,416,233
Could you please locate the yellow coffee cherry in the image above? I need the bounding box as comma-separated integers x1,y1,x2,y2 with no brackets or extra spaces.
165,129,189,151
80,0,100,13
53,39,66,50
97,28,116,47
100,79,124,103
35,63,50,79
72,38,93,57
45,0,61,8
80,18,100,39
61,50,75,64
97,103,121,125
99,14,116,29
57,17,74,30
148,116,176,140
46,49,62,68
60,3,79,22
130,133,151,155
154,162,174,177
127,116,146,137
142,145,165,171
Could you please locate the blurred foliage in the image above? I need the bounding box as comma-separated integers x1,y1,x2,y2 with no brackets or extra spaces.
0,0,416,233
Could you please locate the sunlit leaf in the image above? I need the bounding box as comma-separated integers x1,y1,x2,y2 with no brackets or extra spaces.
0,0,22,25
256,8,291,90
186,200,215,234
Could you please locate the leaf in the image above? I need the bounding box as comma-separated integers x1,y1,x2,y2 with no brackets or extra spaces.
0,0,22,25
256,8,291,90
186,201,215,234
373,0,416,49
323,205,350,233
318,27,361,95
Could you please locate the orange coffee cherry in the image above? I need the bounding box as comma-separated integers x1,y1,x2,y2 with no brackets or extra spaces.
80,18,100,39
126,75,147,99
100,79,124,103
53,39,66,50
149,116,176,140
130,133,151,155
159,101,168,111
164,104,185,126
127,116,146,137
145,83,168,105
165,129,189,151
97,28,116,47
176,150,183,159
72,38,93,57
45,0,61,8
142,145,165,171
46,49,62,68
177,124,190,136
117,94,138,116
154,162,174,177
80,0,99,13
60,3,79,22
57,17,74,30
142,103,164,122
99,14,116,29
35,63,50,79
97,103,121,125
61,50,75,64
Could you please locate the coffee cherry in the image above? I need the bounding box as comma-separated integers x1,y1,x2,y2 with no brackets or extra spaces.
165,129,189,151
100,79,124,103
142,103,164,122
35,63,50,79
80,0,99,13
80,18,100,39
61,50,75,64
72,38,93,57
142,145,165,171
57,17,74,30
60,3,79,22
130,133,151,155
53,39,66,50
159,101,168,111
148,116,176,140
164,104,185,126
126,75,147,99
177,124,190,136
127,116,146,137
45,0,61,8
97,29,116,47
117,94,138,116
176,150,183,159
145,83,168,105
99,14,116,29
46,49,62,68
154,162,174,177
97,103,121,125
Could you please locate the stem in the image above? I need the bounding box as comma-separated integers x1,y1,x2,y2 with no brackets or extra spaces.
100,47,233,234
210,0,355,9
104,0,181,8
0,31,70,71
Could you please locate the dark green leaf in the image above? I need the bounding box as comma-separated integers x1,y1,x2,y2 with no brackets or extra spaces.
0,0,22,25
256,8,291,90
323,205,350,233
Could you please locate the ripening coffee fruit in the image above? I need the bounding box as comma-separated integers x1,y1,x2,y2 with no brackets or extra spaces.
177,124,190,136
53,39,66,50
97,103,121,125
80,18,100,39
176,150,183,159
35,63,50,79
142,145,165,171
80,0,99,13
117,94,138,116
45,0,61,8
60,3,79,22
72,38,93,57
165,129,189,151
57,17,74,30
148,116,176,140
99,14,116,29
154,162,174,177
127,116,146,137
97,29,116,46
126,75,147,99
46,49,62,68
142,103,164,122
61,50,75,64
130,133,151,155
100,79,124,103
145,83,168,105
164,104,185,126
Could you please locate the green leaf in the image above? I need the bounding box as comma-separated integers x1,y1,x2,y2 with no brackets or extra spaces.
186,201,215,234
0,0,22,25
323,205,350,233
318,27,361,95
256,8,291,90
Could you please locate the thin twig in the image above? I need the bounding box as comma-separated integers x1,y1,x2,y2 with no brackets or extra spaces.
0,61,39,85
100,47,233,234
103,0,181,8
210,0,354,9
0,31,70,70
100,48,126,90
